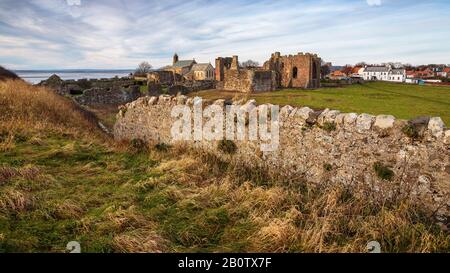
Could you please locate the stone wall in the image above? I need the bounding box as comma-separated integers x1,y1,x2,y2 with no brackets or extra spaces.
114,95,450,221
75,86,141,105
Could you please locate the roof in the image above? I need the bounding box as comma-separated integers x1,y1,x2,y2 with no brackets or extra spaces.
391,69,405,75
352,66,363,73
364,66,389,72
191,63,213,71
173,60,196,68
443,68,450,73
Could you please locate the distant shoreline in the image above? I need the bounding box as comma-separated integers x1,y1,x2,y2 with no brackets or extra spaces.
15,69,135,84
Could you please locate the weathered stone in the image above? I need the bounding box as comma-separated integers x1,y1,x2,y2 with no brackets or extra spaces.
356,114,375,132
317,109,330,125
444,130,450,145
213,99,226,107
335,113,346,127
177,95,188,105
324,110,341,124
148,96,158,105
296,107,314,122
280,105,295,117
428,117,445,138
374,115,396,130
343,113,358,128
240,99,257,112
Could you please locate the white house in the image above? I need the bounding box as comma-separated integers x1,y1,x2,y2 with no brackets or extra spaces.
387,69,406,82
363,66,390,81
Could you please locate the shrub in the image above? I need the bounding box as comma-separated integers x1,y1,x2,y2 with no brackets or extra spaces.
155,143,171,152
218,140,237,154
130,138,148,152
402,124,420,139
323,163,333,172
374,162,394,181
321,122,336,132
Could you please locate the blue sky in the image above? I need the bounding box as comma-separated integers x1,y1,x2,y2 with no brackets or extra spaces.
1,0,449,69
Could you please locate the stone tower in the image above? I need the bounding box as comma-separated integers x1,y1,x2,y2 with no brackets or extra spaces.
173,53,179,65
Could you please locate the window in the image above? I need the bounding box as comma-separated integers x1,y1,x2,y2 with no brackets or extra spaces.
293,67,298,79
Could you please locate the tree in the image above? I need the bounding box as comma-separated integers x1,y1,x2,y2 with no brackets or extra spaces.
241,60,260,68
341,65,353,76
134,61,153,77
320,64,331,78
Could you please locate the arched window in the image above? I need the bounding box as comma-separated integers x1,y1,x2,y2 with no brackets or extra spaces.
293,67,298,79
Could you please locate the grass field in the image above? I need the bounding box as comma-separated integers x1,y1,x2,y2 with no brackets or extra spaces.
191,82,450,125
1,80,449,253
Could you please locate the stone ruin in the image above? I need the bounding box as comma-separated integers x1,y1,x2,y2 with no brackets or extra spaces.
215,56,277,93
114,95,450,225
38,75,142,105
146,70,215,96
215,52,322,93
264,52,321,89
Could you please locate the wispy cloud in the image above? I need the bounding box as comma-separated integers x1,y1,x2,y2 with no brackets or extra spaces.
366,0,382,6
0,0,449,69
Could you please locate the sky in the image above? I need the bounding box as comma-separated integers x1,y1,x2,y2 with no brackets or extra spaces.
1,0,450,70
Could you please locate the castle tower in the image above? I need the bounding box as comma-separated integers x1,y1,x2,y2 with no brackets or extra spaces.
173,53,179,65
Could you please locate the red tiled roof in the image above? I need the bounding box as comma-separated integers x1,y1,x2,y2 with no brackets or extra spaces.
352,66,362,74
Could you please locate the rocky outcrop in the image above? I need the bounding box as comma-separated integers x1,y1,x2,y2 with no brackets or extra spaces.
0,66,20,81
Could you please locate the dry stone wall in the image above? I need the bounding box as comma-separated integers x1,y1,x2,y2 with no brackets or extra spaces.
114,95,450,220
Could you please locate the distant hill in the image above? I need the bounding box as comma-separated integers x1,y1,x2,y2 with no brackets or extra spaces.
0,66,20,81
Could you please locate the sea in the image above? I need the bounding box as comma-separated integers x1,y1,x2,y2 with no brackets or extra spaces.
14,69,135,84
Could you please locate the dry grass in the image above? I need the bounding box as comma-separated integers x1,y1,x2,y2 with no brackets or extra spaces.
0,80,448,253
0,188,34,214
0,80,107,142
113,228,167,253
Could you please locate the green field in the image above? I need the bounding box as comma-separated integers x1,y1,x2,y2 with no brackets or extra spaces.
191,82,450,125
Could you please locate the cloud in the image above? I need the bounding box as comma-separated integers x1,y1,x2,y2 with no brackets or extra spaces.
366,0,382,6
66,0,81,6
0,0,449,69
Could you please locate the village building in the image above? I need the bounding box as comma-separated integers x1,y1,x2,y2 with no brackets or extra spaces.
363,66,390,81
387,69,406,82
163,53,197,76
437,67,450,78
351,66,364,78
186,63,215,81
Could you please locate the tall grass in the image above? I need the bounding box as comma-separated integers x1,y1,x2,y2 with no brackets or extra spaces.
0,80,448,253
0,80,105,142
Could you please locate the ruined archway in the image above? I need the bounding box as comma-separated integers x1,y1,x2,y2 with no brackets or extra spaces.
293,67,298,79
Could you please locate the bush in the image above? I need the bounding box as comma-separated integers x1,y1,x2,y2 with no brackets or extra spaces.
218,140,237,154
323,163,333,172
321,122,336,132
374,162,394,181
130,138,148,152
402,124,420,139
155,143,171,152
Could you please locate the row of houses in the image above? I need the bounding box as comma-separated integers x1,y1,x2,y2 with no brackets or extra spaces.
329,64,450,84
